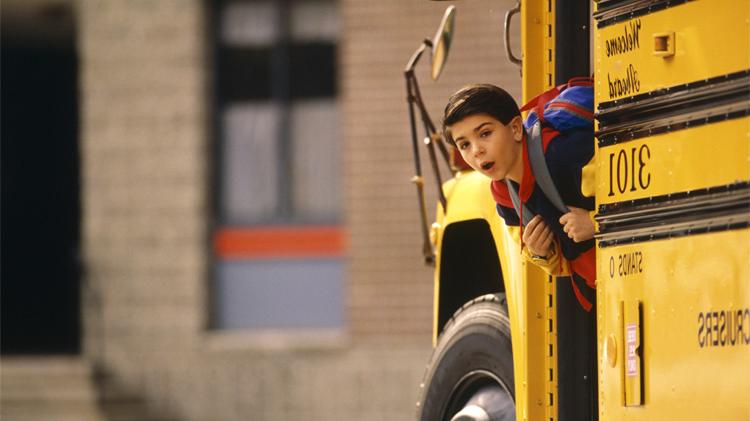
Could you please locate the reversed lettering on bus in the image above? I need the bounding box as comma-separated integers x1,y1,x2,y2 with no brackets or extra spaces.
607,64,641,99
605,19,641,58
603,19,643,99
697,309,750,348
608,251,644,279
608,144,651,197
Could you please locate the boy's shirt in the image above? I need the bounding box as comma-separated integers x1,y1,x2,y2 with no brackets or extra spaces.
491,125,596,309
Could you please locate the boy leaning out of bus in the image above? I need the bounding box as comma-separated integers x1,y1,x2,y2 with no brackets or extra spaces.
442,83,597,311
443,83,601,420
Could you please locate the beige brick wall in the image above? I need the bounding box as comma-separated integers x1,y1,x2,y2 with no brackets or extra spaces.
78,0,209,406
77,0,207,361
77,0,521,419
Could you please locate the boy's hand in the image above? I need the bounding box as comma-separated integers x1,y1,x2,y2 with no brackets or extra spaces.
559,207,595,243
523,215,554,258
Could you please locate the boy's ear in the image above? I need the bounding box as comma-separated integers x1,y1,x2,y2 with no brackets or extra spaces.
510,116,524,142
443,128,454,145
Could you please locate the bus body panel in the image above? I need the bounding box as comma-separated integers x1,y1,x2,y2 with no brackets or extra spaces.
598,228,750,419
596,117,750,205
595,0,750,105
594,0,750,418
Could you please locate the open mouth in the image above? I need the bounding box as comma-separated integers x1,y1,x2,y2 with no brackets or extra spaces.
481,161,495,171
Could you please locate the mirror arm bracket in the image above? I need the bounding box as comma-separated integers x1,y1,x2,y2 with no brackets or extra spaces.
504,0,523,71
404,39,432,74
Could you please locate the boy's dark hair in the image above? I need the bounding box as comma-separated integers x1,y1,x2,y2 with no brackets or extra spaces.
442,84,521,144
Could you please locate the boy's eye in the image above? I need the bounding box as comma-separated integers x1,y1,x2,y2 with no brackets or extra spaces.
480,130,492,138
458,141,469,150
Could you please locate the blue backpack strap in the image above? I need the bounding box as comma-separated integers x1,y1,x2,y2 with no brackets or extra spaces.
505,179,535,227
527,121,569,214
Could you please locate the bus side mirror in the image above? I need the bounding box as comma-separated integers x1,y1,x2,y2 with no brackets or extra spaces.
431,5,456,80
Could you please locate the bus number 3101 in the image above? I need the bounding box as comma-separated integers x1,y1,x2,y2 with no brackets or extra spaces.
608,144,651,197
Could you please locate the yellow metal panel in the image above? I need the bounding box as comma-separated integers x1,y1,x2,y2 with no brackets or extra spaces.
524,262,554,421
596,117,750,205
595,0,750,104
522,0,554,102
521,1,557,419
597,229,750,420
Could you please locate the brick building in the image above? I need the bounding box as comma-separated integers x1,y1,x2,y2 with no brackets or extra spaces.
1,0,520,419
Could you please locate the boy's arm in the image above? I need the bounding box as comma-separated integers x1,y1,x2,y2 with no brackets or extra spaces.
497,203,568,275
506,223,567,276
522,237,564,275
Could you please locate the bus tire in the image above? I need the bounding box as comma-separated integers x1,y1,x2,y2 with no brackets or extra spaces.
416,293,515,421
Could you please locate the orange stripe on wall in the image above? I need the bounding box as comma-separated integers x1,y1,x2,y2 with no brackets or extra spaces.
214,226,345,259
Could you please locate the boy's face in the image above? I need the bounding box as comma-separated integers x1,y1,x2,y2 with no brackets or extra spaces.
450,113,524,181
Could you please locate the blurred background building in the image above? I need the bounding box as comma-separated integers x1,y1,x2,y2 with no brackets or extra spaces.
1,0,520,419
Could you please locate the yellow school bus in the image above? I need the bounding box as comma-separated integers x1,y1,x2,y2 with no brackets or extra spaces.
409,1,750,420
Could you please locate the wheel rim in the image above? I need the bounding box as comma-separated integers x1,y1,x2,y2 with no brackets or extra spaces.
444,370,515,421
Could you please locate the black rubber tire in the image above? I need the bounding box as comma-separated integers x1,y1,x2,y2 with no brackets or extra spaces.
416,293,515,421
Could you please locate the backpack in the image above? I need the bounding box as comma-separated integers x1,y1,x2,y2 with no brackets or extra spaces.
504,77,594,224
